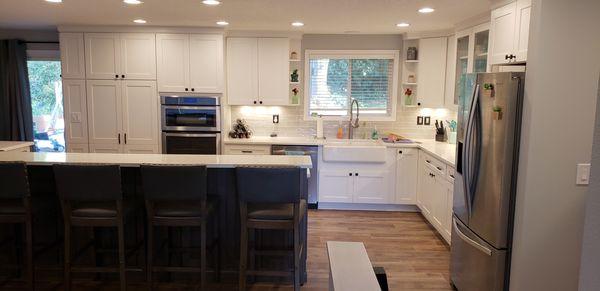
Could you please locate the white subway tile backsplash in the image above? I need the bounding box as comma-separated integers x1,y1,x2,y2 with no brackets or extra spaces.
229,102,457,140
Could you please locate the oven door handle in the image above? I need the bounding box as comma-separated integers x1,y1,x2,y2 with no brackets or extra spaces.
163,133,220,138
161,105,220,110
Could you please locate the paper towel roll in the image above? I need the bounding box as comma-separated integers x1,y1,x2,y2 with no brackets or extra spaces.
316,117,324,139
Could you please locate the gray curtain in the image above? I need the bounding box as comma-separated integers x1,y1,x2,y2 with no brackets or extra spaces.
0,39,33,141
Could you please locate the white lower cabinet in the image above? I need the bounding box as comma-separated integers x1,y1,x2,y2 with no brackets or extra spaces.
416,151,454,244
67,143,89,153
318,170,354,203
395,148,418,204
353,170,390,204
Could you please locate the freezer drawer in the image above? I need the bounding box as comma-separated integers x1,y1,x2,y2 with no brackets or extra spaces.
450,216,507,291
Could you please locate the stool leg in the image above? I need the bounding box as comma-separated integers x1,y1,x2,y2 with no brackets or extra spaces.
118,218,126,290
147,222,153,290
239,221,248,290
214,215,220,282
201,220,207,290
25,217,34,291
293,226,300,291
64,221,71,291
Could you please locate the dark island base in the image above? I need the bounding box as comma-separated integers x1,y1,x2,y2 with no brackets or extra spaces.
0,165,308,288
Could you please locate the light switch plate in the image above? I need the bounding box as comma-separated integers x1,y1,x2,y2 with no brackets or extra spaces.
576,163,591,185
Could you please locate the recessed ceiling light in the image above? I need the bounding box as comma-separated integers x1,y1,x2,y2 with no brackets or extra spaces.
418,7,435,13
291,21,304,27
133,19,147,24
396,22,410,27
45,0,62,3
216,21,229,26
123,0,143,4
202,0,221,5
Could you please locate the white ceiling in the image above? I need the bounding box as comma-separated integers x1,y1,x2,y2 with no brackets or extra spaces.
0,0,492,34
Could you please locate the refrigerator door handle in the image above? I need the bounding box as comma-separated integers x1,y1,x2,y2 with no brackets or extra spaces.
463,84,480,217
453,219,492,256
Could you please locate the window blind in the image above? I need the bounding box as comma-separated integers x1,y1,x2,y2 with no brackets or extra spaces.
308,57,394,117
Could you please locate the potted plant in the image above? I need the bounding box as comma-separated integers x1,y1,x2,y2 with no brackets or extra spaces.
290,69,299,82
404,88,413,105
483,83,494,97
493,105,503,120
291,87,300,104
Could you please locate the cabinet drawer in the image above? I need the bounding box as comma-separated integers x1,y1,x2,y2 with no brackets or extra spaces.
446,166,456,183
224,144,271,155
422,152,446,176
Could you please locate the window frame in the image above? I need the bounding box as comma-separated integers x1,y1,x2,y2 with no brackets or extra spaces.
303,50,399,121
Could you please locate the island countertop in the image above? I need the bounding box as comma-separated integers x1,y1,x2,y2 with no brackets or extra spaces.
0,141,34,151
0,152,313,168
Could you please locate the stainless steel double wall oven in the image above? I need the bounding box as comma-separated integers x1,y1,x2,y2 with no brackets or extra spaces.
161,94,221,154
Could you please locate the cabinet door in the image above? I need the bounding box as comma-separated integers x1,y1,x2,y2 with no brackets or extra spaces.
354,170,390,204
445,34,457,108
417,37,447,108
227,38,258,105
318,170,354,203
443,179,454,242
257,38,289,105
120,33,156,80
89,144,121,153
430,174,447,229
123,144,158,154
189,34,224,93
67,143,89,153
490,2,517,64
395,149,418,204
121,81,158,146
156,34,190,92
59,33,85,79
85,33,121,80
86,80,122,145
513,0,531,62
62,79,88,144
472,24,490,73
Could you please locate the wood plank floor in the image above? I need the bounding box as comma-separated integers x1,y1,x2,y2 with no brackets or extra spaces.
5,210,454,290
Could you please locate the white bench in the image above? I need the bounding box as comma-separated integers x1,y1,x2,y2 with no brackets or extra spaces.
327,241,381,291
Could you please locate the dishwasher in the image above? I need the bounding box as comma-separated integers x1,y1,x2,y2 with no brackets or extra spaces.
271,145,319,207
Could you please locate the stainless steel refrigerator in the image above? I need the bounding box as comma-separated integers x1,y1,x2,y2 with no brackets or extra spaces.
451,72,525,291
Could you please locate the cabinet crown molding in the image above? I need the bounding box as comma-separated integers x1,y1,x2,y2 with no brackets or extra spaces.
58,25,224,35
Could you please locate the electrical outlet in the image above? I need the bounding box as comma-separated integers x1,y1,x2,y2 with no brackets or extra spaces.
273,114,279,124
424,116,431,125
417,116,424,125
576,163,591,185
71,112,81,123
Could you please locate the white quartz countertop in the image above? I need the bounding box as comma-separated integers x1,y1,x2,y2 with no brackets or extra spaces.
0,141,34,151
224,136,456,166
0,152,313,168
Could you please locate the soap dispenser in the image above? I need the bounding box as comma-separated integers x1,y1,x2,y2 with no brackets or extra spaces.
336,121,344,139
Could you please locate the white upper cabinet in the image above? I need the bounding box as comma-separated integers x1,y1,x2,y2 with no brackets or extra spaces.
189,34,224,93
59,33,86,79
513,0,531,62
86,80,122,145
451,23,490,106
227,37,290,105
85,33,156,80
156,34,190,92
121,81,158,146
62,79,88,144
227,38,258,105
120,33,156,80
85,33,121,80
257,38,290,105
417,37,448,108
490,0,531,64
156,33,223,93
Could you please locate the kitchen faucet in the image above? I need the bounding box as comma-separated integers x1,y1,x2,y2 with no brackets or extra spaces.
348,99,360,139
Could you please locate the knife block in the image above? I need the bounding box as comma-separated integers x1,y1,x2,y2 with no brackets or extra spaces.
435,132,447,142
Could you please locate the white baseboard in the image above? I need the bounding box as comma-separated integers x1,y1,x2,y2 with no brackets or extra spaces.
317,203,420,212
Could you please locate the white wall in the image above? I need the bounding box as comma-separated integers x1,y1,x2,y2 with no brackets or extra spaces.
579,79,600,291
510,0,600,290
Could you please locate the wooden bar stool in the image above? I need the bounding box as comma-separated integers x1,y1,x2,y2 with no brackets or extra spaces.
0,162,35,290
140,165,220,290
53,164,141,291
236,166,306,291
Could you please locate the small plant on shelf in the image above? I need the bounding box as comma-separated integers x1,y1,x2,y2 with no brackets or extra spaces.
404,88,413,105
291,87,300,104
290,69,299,82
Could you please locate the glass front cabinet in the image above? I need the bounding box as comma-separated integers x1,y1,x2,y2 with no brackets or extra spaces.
453,23,490,105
